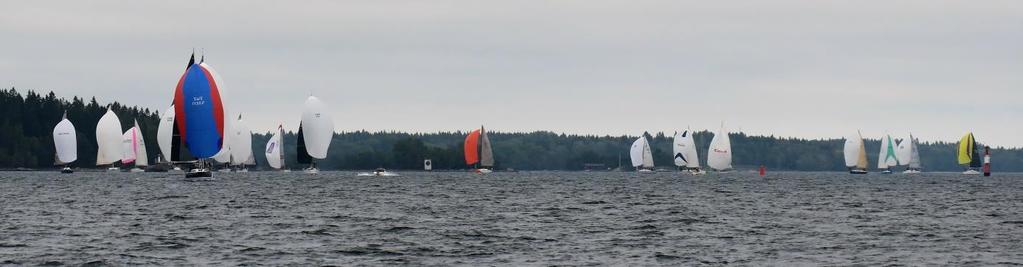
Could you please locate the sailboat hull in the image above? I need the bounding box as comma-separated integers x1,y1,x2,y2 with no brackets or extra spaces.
849,169,868,174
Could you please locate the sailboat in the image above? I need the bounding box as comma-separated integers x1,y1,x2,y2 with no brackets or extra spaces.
153,103,182,170
707,124,733,172
843,130,869,174
53,111,77,173
630,134,654,173
464,126,495,173
958,132,982,175
173,52,227,178
95,108,123,171
673,129,703,175
265,124,286,171
231,114,253,172
897,133,922,173
877,134,899,174
121,120,148,172
297,96,334,174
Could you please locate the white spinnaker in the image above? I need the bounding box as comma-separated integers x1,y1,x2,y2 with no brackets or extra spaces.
707,126,732,171
896,135,912,166
133,120,148,167
673,130,699,168
300,96,334,159
844,131,862,168
122,129,137,164
265,128,283,169
95,108,123,165
231,115,253,166
877,134,898,168
157,105,174,162
630,137,646,167
52,114,77,165
202,62,233,163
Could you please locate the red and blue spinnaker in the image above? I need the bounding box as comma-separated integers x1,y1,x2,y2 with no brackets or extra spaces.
173,59,225,159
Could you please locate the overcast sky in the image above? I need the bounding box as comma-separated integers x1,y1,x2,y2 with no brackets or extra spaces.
2,1,1021,147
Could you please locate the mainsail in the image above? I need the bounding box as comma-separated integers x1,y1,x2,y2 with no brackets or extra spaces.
95,108,123,166
479,126,494,168
707,125,732,171
897,133,922,170
133,120,148,167
296,123,311,164
52,111,77,165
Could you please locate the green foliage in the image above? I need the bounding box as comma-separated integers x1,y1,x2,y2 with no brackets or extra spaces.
4,88,1023,172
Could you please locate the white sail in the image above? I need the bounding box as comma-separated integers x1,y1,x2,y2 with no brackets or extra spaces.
121,129,137,164
909,137,921,169
843,131,862,167
673,130,699,168
707,125,732,171
156,105,174,162
52,112,77,165
265,126,283,169
133,120,148,167
480,127,495,168
630,137,646,168
231,115,253,166
300,95,334,159
202,62,233,163
95,108,122,165
896,133,923,170
878,134,898,168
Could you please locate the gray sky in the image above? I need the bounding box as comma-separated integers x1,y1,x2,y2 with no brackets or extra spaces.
2,0,1021,147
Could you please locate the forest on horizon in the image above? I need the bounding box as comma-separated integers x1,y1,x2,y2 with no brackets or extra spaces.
3,87,1022,172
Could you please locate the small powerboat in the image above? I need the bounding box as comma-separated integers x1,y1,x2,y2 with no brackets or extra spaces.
358,168,400,177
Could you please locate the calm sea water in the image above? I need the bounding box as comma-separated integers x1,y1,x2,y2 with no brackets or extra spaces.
1,171,1022,266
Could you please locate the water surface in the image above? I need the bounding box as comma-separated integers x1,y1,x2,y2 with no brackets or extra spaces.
1,171,1022,265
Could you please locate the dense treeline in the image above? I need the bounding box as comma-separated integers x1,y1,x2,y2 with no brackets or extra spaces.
4,88,1023,172
0,88,159,168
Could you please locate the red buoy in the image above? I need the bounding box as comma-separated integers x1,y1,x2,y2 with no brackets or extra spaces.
983,146,991,177
759,165,766,176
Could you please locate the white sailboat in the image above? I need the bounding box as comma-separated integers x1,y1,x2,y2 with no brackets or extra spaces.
877,134,899,174
231,114,253,171
706,124,732,171
673,129,704,175
95,108,123,171
897,133,922,173
630,135,654,172
52,111,77,173
297,95,335,174
265,124,286,171
844,130,869,174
